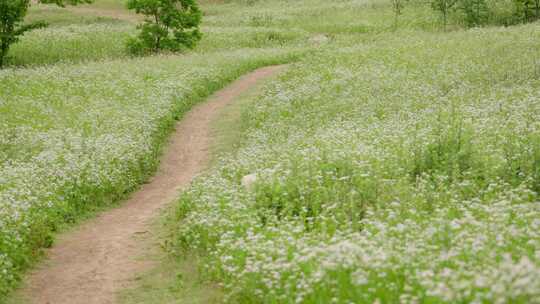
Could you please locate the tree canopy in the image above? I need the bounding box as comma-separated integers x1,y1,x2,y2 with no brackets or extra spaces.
127,0,202,54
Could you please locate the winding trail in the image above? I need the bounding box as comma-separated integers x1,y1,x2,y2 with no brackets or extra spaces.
19,65,287,304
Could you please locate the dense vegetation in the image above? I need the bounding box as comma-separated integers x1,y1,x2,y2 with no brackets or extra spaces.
1,0,539,302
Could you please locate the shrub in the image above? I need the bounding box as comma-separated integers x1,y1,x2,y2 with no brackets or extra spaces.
126,0,202,54
459,0,489,26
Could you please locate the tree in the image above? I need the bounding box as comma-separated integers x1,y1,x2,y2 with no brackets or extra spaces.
126,0,202,54
0,0,91,68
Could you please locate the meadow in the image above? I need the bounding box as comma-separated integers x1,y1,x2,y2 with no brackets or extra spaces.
171,25,540,303
1,0,540,302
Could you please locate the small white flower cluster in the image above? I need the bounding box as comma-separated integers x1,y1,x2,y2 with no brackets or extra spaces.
172,25,540,303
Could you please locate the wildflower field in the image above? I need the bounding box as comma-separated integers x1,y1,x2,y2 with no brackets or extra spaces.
170,24,540,304
1,0,540,302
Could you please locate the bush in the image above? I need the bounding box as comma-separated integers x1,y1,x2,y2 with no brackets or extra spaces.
126,0,202,54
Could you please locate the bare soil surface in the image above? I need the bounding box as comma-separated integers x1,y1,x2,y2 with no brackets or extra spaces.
17,65,286,304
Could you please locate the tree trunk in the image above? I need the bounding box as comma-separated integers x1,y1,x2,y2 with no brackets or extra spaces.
0,41,7,68
476,0,480,24
154,13,161,52
443,8,448,31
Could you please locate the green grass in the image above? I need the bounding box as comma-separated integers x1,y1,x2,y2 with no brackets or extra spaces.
87,0,129,10
7,3,132,67
209,65,287,160
117,214,224,304
26,6,122,26
7,23,132,67
119,254,223,304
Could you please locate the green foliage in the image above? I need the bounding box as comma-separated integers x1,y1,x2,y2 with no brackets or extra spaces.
431,0,460,29
459,0,489,26
127,0,202,54
429,0,540,28
0,0,44,67
513,0,540,22
0,0,92,68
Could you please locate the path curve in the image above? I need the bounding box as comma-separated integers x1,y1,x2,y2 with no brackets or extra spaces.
20,65,287,304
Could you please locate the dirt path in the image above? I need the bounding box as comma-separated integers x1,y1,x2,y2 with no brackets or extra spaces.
18,65,286,304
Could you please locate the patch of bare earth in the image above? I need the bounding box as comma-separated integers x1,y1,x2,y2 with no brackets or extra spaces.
17,65,287,304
